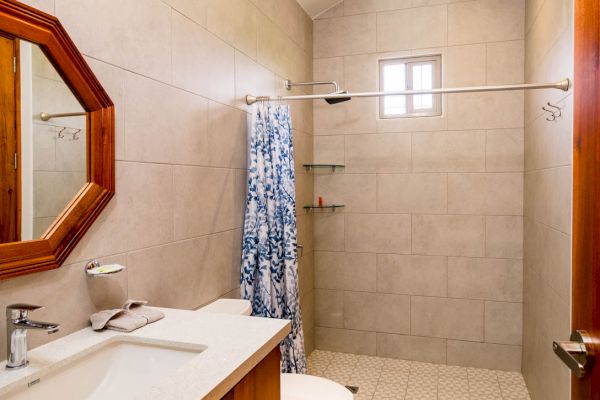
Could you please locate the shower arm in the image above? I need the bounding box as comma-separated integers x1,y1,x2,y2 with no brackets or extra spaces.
284,80,340,93
246,78,571,105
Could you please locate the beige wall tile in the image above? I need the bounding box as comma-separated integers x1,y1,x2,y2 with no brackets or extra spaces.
411,297,484,341
447,92,524,130
524,219,570,302
448,257,523,302
485,301,523,345
448,0,524,45
314,98,377,135
314,213,345,251
315,289,344,328
412,131,486,172
447,340,522,371
314,174,377,212
234,50,276,111
124,73,209,165
376,133,412,173
343,0,411,15
486,216,524,259
444,44,486,86
206,0,258,59
314,13,376,58
172,12,235,104
128,230,240,309
314,136,345,165
525,0,571,80
525,96,573,170
377,173,447,214
346,214,412,254
345,135,377,173
526,166,572,235
313,57,345,92
377,254,447,296
173,166,239,240
487,40,525,85
316,327,377,355
344,292,410,334
315,251,377,292
345,54,379,92
486,129,524,172
413,215,485,257
55,0,171,82
447,173,523,215
162,0,208,26
315,2,344,19
377,5,447,52
376,333,447,364
207,101,248,168
257,15,307,81
120,162,174,250
295,131,314,173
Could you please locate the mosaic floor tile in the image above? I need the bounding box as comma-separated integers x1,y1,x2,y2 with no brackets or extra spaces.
306,350,531,400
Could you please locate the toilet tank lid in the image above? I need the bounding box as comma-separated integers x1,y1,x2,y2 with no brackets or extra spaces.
198,299,252,316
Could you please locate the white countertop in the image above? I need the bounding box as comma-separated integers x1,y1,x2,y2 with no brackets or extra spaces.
0,307,291,399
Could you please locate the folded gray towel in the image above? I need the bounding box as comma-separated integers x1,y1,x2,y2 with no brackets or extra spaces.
90,309,147,333
123,300,165,324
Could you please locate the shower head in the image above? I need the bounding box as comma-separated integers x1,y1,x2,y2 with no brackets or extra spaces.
325,91,352,104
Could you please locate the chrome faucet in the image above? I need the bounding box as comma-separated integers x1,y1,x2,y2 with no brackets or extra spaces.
6,304,59,369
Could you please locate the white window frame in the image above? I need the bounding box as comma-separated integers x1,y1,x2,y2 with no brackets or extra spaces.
379,55,442,119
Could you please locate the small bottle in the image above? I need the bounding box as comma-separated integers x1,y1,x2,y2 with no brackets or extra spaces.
318,196,323,207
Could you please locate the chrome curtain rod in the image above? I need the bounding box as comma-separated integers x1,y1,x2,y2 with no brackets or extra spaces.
246,78,571,105
39,111,86,121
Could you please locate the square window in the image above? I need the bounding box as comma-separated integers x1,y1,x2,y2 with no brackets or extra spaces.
379,55,442,118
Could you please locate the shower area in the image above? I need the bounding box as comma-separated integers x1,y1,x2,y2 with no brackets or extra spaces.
285,0,574,399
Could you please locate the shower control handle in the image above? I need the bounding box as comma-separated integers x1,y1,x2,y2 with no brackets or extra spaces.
553,330,595,378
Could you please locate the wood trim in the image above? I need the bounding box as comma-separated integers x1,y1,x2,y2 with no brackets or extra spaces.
0,0,114,279
573,0,600,397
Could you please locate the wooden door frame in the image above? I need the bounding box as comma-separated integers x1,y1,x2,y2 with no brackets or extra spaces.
572,0,600,398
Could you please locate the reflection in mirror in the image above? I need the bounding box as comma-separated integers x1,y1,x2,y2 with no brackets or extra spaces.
0,39,87,244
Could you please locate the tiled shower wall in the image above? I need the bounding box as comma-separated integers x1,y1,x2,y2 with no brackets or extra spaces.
0,0,315,360
522,0,573,399
312,0,525,371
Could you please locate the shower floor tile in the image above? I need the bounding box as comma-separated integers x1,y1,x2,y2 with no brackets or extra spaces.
307,350,531,400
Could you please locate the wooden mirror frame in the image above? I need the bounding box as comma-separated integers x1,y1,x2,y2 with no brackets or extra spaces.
0,0,114,279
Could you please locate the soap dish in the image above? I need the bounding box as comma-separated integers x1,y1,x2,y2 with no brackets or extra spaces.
85,260,126,277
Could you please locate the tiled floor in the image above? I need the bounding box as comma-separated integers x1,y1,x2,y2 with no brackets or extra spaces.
306,350,531,400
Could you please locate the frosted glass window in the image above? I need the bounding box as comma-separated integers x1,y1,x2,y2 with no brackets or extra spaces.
379,55,441,118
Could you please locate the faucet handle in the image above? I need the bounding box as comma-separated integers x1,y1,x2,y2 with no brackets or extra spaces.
6,304,43,320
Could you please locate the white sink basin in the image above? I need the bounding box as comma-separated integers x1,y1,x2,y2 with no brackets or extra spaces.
5,339,205,400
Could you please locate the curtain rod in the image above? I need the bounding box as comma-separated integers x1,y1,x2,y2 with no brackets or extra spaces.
245,78,571,105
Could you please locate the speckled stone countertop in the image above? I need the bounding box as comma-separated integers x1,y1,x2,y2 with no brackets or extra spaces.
0,307,290,399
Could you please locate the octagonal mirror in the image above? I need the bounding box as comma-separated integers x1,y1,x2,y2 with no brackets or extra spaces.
0,1,115,279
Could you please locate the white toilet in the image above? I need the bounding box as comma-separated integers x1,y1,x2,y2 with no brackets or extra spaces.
198,299,353,400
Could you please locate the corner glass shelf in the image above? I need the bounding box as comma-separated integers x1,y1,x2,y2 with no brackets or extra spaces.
303,164,345,172
303,205,345,212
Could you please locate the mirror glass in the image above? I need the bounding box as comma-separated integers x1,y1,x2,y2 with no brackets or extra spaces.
0,38,87,244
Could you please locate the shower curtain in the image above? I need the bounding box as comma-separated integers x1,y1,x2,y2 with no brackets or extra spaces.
240,103,307,374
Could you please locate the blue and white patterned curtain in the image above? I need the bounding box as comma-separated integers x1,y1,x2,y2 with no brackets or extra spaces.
240,103,307,374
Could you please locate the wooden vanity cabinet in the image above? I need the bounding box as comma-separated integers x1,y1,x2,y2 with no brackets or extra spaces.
221,347,281,400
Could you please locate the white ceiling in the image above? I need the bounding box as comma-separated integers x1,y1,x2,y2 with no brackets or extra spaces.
296,0,341,19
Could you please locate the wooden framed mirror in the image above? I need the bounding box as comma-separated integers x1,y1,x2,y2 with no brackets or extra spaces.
0,0,114,279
